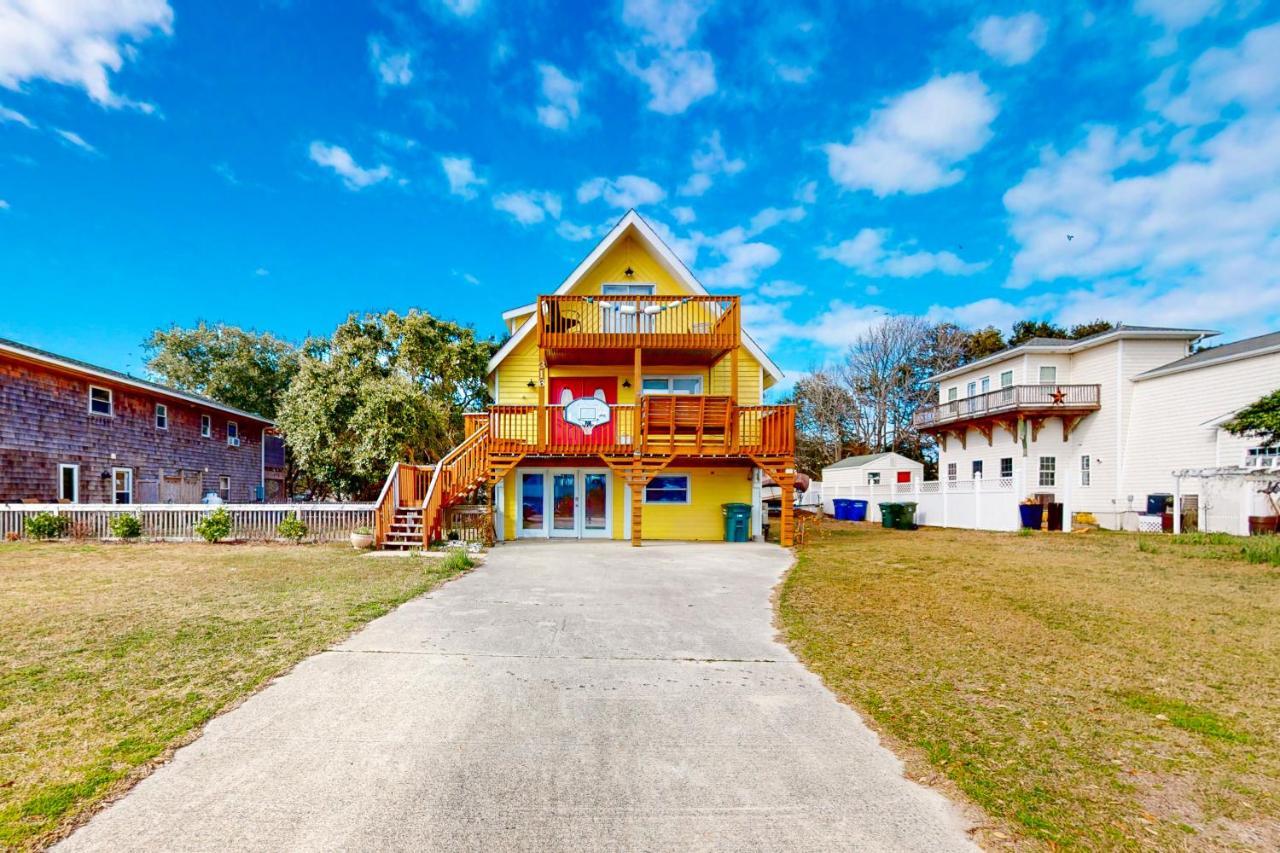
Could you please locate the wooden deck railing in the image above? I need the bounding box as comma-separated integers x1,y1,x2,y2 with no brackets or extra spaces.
373,462,435,545
482,397,794,457
422,423,491,544
537,295,739,352
913,384,1101,428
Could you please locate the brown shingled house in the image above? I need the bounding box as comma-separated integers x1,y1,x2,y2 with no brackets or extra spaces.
0,337,285,504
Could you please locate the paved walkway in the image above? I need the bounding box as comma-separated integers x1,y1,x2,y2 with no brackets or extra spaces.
61,542,975,852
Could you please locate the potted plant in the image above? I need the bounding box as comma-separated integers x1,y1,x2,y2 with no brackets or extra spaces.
1018,498,1043,530
350,526,374,550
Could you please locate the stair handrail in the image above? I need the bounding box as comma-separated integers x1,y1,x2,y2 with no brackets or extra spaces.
420,423,491,545
372,462,401,547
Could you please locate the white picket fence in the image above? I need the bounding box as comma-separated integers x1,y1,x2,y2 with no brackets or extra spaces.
0,503,375,542
822,476,1020,532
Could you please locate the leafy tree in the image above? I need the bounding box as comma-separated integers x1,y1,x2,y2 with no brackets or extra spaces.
1008,320,1069,346
1068,319,1117,339
964,325,1007,360
1225,389,1280,448
276,310,496,500
144,322,301,419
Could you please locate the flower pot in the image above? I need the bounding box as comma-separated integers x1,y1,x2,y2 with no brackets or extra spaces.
1248,516,1279,536
350,532,374,550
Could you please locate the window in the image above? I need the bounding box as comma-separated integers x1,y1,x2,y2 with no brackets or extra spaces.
520,472,545,533
155,403,167,430
946,462,957,481
58,464,79,503
947,387,958,401
1038,456,1057,487
218,476,231,502
966,381,977,397
201,414,211,438
644,474,690,504
600,283,656,295
1080,455,1091,486
867,471,881,485
112,468,133,505
972,460,983,478
226,421,239,447
980,376,990,394
896,471,912,484
89,386,112,416
1245,446,1280,467
1000,457,1013,478
641,376,703,395
1038,365,1057,384
999,370,1013,388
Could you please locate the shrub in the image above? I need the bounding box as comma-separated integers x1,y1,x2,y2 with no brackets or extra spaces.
353,526,373,536
277,516,308,543
440,549,475,572
24,512,71,540
195,507,233,543
109,514,143,540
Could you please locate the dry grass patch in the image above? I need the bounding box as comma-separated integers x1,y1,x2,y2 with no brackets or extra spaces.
778,525,1280,850
0,542,468,850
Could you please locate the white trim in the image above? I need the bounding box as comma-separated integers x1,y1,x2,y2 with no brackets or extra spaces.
200,414,212,438
1037,455,1057,488
227,420,239,447
155,402,168,430
218,475,231,501
88,385,112,416
1134,340,1280,381
642,472,691,505
501,303,537,321
600,282,657,295
484,211,786,386
111,467,133,505
58,463,79,503
0,340,272,424
516,469,548,538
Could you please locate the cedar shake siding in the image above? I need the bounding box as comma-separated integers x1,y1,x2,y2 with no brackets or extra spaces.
0,348,271,504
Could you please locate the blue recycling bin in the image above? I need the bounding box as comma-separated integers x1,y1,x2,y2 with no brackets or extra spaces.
832,499,854,520
849,499,868,522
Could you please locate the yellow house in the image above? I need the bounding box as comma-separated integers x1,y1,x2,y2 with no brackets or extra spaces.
374,211,796,548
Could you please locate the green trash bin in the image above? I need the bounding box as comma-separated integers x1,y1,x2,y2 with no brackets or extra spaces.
895,502,918,530
878,502,897,529
721,503,752,542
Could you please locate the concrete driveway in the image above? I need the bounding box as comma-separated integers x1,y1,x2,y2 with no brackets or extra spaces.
61,542,975,852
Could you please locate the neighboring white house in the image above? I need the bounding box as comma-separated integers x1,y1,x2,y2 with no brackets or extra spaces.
915,326,1280,533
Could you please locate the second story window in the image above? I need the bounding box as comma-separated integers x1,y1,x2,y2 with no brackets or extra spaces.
227,421,239,447
1039,365,1057,385
201,414,211,437
155,403,167,430
89,386,112,416
642,376,703,395
1000,370,1013,387
600,283,656,295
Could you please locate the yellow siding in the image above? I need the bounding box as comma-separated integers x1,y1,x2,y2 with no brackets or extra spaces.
708,351,763,405
494,333,540,405
501,466,752,541
565,235,686,297
642,467,753,540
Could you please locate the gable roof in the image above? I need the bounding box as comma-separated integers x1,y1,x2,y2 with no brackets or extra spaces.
824,452,891,470
485,210,785,385
926,324,1218,383
1135,330,1280,381
0,336,273,424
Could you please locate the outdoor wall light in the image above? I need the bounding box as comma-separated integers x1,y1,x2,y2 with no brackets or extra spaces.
100,470,110,479
527,380,537,389
624,266,635,278
622,380,631,388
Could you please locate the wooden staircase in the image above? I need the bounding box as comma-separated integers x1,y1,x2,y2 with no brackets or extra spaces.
382,506,424,550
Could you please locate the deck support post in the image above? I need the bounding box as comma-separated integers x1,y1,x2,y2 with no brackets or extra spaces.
630,464,643,547
779,471,795,547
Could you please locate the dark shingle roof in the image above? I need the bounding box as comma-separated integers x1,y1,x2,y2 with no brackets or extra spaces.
1138,330,1280,379
825,452,892,470
0,336,273,423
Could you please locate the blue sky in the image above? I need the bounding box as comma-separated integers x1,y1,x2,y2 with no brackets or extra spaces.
1,0,1278,393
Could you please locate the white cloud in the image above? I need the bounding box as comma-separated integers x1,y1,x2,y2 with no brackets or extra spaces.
679,130,744,196
748,206,805,234
1134,0,1221,32
0,104,34,127
557,220,606,241
760,13,823,85
618,48,716,115
971,13,1047,66
621,0,712,49
440,155,484,199
0,199,10,210
492,190,561,225
794,180,817,205
55,128,96,154
368,36,413,87
824,73,998,196
577,174,666,208
701,241,781,287
308,142,392,190
437,0,483,17
1149,22,1280,125
0,0,172,110
535,63,582,130
254,267,270,277
671,205,696,224
925,297,1027,332
743,299,888,352
820,228,986,277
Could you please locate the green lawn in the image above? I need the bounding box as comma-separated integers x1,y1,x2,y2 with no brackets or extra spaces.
0,542,469,850
779,525,1280,850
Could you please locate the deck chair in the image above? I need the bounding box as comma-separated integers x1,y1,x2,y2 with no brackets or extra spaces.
543,301,580,334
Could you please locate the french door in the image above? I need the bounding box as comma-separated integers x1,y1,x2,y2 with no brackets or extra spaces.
519,468,611,538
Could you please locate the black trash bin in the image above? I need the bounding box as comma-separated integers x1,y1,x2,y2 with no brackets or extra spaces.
1046,502,1064,532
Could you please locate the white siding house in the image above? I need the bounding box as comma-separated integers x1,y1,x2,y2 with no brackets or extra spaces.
916,327,1280,533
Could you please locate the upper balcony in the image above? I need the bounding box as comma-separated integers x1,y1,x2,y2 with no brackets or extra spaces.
913,384,1101,434
536,295,740,366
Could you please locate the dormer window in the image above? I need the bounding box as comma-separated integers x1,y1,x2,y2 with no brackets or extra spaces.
89,386,112,416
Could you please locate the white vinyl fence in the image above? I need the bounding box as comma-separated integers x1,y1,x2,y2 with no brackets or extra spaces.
0,503,375,542
822,476,1019,532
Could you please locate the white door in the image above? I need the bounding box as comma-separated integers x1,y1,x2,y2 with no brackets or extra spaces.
58,464,79,503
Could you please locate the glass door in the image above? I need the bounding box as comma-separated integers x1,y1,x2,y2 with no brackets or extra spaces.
550,472,577,537
581,471,610,538
518,472,545,538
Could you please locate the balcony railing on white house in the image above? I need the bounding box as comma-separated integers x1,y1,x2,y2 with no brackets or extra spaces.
913,384,1101,429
